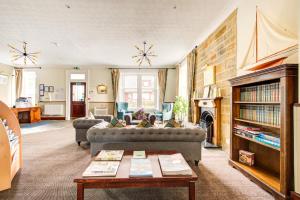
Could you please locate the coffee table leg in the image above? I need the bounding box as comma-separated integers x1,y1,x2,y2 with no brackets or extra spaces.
189,181,196,200
77,183,84,200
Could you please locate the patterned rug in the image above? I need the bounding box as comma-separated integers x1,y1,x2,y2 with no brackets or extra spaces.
0,121,274,200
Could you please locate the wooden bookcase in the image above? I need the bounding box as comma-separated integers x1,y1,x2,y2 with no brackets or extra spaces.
0,101,23,191
228,64,298,199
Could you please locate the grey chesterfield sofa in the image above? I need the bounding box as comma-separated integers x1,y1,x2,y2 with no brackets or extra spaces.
73,115,112,145
87,122,206,165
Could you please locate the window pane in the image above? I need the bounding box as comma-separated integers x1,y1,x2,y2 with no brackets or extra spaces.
71,74,85,80
142,75,154,88
21,71,36,105
124,89,137,108
124,75,137,88
72,84,85,101
142,89,155,109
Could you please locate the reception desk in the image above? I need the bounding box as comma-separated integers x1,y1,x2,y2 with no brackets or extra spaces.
11,107,41,123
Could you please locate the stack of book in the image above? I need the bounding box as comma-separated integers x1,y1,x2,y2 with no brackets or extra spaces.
234,125,280,148
83,150,124,177
240,82,280,102
240,105,280,126
129,158,153,177
158,153,192,176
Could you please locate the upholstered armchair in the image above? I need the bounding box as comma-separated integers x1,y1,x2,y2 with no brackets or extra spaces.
116,102,132,120
155,103,174,122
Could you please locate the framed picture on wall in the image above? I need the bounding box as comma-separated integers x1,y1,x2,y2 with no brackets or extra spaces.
39,84,44,91
39,90,44,96
97,84,107,94
203,86,210,98
49,86,54,92
44,86,49,92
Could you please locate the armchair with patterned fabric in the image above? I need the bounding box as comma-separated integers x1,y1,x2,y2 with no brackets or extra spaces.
116,102,132,120
155,103,174,122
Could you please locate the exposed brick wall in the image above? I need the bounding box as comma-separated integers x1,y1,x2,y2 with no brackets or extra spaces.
194,10,237,152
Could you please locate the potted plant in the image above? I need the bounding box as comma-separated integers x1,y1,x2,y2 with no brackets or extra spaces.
173,96,188,125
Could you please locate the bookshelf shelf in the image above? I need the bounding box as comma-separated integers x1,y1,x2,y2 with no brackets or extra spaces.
234,134,280,151
234,101,280,105
234,118,280,129
229,160,280,192
229,64,298,199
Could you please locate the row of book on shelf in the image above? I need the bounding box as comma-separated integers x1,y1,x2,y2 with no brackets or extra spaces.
240,82,280,102
0,118,19,153
240,105,280,126
82,150,192,177
234,124,280,149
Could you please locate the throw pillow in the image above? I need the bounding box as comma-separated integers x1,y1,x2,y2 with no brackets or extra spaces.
132,108,145,120
89,112,95,119
107,117,126,128
136,119,153,128
164,119,181,128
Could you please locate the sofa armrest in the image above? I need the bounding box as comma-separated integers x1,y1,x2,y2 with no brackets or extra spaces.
73,118,104,129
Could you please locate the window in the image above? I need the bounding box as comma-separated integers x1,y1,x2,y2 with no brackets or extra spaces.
70,73,85,80
178,58,188,99
21,71,36,105
119,71,158,110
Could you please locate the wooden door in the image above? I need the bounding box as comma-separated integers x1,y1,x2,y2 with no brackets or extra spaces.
71,82,86,118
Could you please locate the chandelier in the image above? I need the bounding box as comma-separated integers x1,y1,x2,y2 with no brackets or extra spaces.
8,41,40,65
132,41,157,66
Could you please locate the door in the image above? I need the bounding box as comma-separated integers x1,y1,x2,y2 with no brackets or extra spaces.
71,82,86,118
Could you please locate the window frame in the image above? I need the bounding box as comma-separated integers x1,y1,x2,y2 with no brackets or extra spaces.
119,70,158,111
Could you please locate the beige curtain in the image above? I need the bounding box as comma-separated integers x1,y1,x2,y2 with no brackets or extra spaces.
158,69,167,108
187,49,197,122
15,69,23,98
111,69,120,116
175,64,180,96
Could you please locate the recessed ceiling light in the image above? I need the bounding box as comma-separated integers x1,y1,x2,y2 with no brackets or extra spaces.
173,6,177,9
51,42,60,47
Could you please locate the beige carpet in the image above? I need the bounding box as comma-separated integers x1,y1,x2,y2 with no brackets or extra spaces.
0,121,274,200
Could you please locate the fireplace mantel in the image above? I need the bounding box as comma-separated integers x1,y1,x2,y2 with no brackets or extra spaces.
193,97,222,147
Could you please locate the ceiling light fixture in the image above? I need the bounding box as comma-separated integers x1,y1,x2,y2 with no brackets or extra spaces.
132,41,157,66
8,41,40,65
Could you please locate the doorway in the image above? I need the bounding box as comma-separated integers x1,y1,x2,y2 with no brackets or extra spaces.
70,82,86,118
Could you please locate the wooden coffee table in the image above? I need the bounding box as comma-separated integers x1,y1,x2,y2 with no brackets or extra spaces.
74,151,198,200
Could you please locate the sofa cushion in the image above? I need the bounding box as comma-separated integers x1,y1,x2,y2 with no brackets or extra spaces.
107,117,126,128
136,119,153,128
164,119,181,128
87,125,206,143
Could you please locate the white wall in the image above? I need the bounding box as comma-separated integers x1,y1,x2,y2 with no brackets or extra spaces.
165,69,176,102
236,0,299,72
0,64,14,106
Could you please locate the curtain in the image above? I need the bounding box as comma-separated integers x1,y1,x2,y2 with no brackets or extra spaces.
175,64,180,96
15,69,23,99
111,69,120,116
158,69,167,108
187,49,197,122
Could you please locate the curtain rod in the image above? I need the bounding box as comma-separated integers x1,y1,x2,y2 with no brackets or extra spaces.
107,67,175,70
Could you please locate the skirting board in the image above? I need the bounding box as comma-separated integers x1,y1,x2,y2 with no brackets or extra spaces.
41,116,65,120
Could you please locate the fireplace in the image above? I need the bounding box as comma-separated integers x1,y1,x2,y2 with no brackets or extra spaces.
193,97,222,147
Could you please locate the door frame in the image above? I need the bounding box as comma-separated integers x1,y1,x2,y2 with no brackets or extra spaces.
70,82,86,118
65,70,89,120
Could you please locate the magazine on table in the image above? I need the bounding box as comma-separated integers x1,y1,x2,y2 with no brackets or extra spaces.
82,161,120,177
129,158,153,177
158,153,192,176
95,150,124,161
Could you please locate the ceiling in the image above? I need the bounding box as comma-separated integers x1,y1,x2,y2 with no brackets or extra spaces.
0,0,237,68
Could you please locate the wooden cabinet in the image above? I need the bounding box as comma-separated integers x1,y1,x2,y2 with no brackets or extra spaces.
228,64,298,199
0,101,23,191
11,107,41,123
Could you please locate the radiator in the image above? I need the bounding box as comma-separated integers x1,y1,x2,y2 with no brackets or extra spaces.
294,105,300,193
94,107,108,115
44,104,64,116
